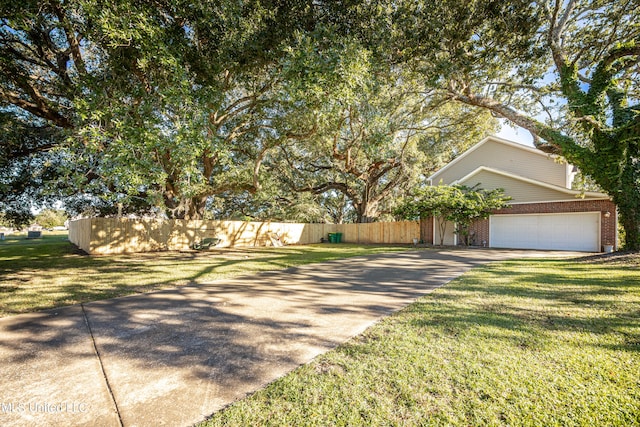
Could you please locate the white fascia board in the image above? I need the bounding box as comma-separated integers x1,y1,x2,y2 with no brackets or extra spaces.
507,198,611,205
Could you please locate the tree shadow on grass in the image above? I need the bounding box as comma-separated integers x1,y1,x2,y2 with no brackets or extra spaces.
4,246,632,424
0,249,497,425
2,239,410,315
2,238,482,318
408,261,640,353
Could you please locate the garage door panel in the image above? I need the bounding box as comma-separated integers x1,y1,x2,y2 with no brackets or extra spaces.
490,213,599,251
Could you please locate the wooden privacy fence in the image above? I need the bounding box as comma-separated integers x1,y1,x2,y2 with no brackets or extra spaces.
68,218,421,255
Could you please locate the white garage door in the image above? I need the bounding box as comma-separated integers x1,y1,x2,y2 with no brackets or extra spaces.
490,212,600,251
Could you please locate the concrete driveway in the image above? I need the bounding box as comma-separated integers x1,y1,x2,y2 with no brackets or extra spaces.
0,248,579,426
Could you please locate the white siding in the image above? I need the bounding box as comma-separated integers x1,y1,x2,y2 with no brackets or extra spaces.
459,169,582,203
434,219,456,245
432,138,567,187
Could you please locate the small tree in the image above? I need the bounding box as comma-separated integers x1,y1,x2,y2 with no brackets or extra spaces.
35,209,68,229
395,185,458,245
396,184,511,245
449,186,512,246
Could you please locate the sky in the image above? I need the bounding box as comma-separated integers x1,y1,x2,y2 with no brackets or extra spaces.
495,119,534,147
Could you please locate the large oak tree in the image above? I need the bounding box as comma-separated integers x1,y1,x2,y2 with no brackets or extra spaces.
446,0,640,249
0,0,89,223
1,0,323,220
270,34,498,222
375,0,640,248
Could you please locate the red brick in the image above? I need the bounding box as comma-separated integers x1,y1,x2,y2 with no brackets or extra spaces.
427,199,617,251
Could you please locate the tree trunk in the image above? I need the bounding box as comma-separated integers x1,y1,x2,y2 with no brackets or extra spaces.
163,191,209,220
355,200,379,223
437,218,447,246
584,138,640,251
613,195,640,251
186,196,208,220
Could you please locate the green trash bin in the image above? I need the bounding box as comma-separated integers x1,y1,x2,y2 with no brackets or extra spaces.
335,232,343,243
328,233,337,243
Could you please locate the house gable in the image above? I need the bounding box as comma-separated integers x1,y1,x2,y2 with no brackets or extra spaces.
429,136,571,188
456,167,609,204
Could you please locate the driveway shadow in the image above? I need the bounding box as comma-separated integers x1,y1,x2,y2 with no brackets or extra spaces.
0,248,579,426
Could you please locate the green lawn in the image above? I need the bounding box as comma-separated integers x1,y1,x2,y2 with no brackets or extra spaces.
0,231,408,317
3,232,638,425
202,256,640,427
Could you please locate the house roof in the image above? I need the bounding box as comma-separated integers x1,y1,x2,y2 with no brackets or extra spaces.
454,166,610,201
428,135,559,183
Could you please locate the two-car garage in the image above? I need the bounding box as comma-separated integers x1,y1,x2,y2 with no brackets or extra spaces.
489,212,601,252
425,137,617,253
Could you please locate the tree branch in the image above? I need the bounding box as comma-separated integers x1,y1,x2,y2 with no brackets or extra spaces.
55,7,87,77
0,87,72,128
446,86,593,160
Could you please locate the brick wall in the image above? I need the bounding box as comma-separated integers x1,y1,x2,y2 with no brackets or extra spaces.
470,218,490,247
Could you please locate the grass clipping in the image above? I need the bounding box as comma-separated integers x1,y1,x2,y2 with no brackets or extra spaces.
203,258,640,427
